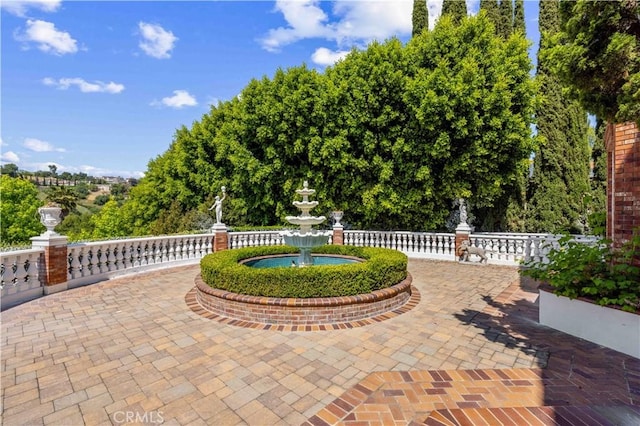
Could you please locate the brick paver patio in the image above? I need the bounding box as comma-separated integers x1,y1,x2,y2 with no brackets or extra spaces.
1,260,638,425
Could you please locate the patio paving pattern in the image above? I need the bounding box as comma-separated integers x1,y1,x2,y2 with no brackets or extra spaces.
1,259,639,425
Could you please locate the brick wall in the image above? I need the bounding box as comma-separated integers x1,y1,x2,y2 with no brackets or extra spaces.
605,121,640,246
195,274,413,326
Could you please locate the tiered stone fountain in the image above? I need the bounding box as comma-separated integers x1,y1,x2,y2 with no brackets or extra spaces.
280,181,332,267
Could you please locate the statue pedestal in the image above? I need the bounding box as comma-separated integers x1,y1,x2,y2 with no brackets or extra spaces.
212,224,228,252
31,233,69,294
455,223,472,260
332,225,344,245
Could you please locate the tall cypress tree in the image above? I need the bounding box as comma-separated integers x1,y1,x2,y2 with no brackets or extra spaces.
480,0,501,32
498,0,514,38
588,120,607,234
412,0,428,37
513,0,525,34
526,0,591,233
441,0,467,24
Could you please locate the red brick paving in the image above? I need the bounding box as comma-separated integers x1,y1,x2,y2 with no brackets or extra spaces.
1,261,639,425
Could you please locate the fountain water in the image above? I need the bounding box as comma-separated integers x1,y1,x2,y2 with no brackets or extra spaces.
280,181,332,267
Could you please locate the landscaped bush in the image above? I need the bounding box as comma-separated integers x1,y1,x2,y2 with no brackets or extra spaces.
521,234,640,312
200,245,408,298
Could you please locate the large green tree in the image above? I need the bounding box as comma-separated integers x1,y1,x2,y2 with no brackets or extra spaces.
526,0,591,233
405,14,535,230
112,13,535,234
480,0,501,32
441,0,467,24
0,176,44,244
547,0,640,123
514,0,525,34
412,0,428,37
498,0,514,38
588,120,607,234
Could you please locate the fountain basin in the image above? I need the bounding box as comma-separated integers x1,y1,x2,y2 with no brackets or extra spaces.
244,254,360,268
280,230,332,266
197,245,410,326
284,216,327,226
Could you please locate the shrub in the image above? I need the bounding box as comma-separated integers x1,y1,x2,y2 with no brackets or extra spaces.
521,234,640,312
200,245,408,298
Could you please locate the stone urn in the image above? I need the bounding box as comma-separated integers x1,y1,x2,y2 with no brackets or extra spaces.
332,211,344,227
38,205,62,235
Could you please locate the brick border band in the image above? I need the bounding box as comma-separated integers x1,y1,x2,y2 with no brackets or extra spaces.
191,273,415,327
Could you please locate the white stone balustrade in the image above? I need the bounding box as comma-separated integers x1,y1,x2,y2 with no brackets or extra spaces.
1,249,44,310
2,230,598,310
228,231,285,249
344,231,455,260
66,234,215,288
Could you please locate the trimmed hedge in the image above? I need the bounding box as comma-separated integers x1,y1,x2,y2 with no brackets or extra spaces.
200,245,408,298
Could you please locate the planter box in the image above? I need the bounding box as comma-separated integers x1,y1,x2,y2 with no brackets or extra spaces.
539,288,640,359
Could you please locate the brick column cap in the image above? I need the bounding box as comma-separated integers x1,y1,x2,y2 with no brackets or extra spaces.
31,234,68,248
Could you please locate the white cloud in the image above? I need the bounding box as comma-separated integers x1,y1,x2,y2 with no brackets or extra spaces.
260,0,412,53
311,47,350,66
1,151,20,163
23,138,65,153
76,165,144,178
261,0,482,56
14,19,78,55
43,77,125,94
152,90,198,109
1,0,61,17
138,22,177,59
260,0,333,52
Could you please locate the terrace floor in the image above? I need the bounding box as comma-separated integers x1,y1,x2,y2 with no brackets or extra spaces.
1,259,639,425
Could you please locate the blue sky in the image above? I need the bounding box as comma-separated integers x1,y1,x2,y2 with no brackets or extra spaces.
1,0,540,178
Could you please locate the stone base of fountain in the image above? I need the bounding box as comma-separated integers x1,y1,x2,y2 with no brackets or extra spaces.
280,230,332,266
193,273,414,326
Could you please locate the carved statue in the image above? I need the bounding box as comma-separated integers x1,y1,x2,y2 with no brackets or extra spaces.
209,186,226,224
458,198,468,224
458,239,487,263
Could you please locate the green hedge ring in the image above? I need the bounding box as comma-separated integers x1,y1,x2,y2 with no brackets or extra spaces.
200,245,408,298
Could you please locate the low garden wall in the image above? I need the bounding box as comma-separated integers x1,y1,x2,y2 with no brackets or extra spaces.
194,272,413,326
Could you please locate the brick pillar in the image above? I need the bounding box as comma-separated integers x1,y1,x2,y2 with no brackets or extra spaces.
332,225,344,245
605,121,640,247
455,225,471,261
212,224,229,252
31,234,68,294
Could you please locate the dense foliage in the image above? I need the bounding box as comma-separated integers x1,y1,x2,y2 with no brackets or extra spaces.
412,0,428,37
200,245,408,298
522,235,640,312
526,0,591,234
0,176,44,244
588,121,607,234
514,0,525,34
121,14,535,234
441,0,467,24
479,0,500,33
546,0,640,123
498,0,514,38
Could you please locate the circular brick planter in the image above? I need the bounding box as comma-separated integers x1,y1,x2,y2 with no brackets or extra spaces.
194,273,413,326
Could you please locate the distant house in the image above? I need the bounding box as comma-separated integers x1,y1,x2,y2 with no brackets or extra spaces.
96,184,111,194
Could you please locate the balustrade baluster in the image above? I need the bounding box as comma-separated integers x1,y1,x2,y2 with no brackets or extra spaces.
112,244,121,270
95,249,105,273
14,257,27,287
69,248,82,279
107,244,117,272
120,245,130,269
167,240,175,261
